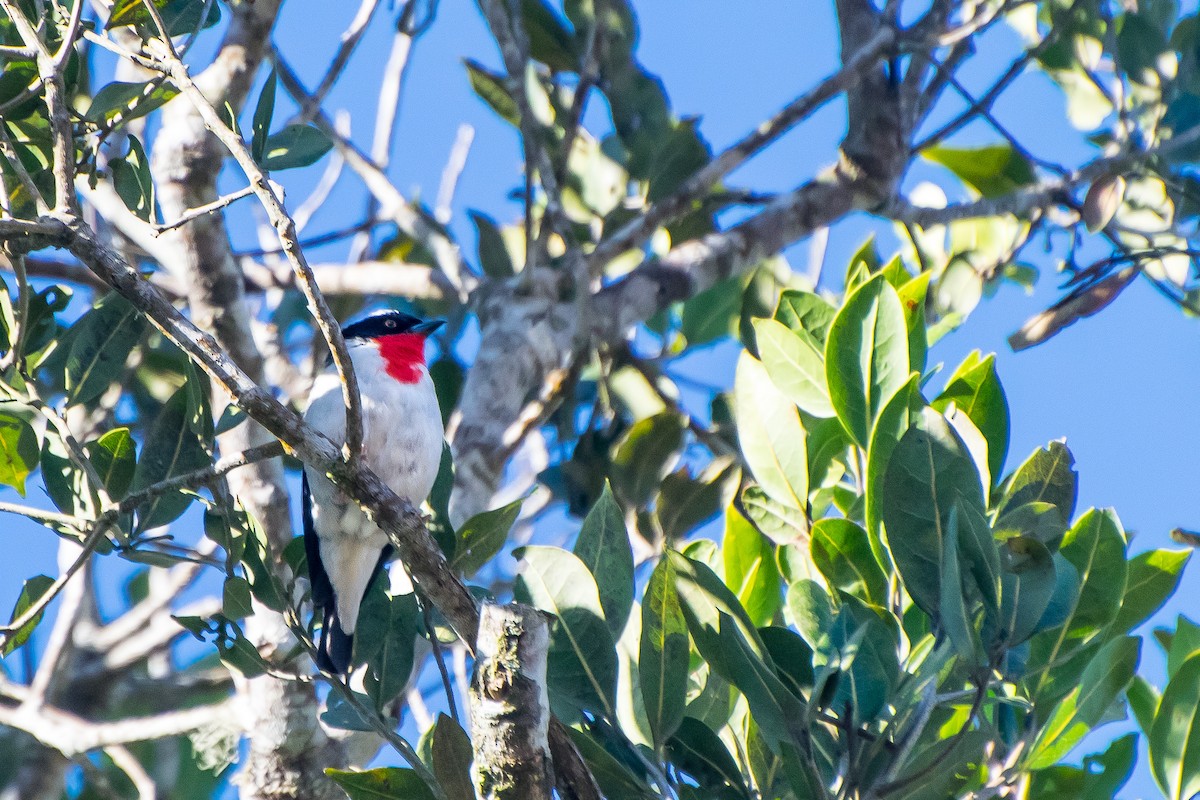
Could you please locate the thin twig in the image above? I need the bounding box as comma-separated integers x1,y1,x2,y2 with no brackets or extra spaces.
434,123,474,225
140,36,365,464
151,185,258,235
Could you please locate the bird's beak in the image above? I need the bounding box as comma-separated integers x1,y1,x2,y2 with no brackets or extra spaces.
411,318,446,336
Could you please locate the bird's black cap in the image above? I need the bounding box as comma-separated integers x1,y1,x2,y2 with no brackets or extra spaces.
341,311,445,340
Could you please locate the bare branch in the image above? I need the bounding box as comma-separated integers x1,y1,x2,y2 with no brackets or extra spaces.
589,24,895,269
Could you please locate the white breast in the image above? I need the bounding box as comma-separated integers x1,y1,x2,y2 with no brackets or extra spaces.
304,341,444,540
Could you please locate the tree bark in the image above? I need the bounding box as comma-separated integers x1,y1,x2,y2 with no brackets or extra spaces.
470,602,553,800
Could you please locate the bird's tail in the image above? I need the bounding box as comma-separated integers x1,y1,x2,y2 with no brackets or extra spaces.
316,604,354,675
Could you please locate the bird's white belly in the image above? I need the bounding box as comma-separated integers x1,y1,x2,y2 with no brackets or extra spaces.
304,347,444,543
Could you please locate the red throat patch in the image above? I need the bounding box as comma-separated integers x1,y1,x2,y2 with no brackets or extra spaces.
377,333,426,384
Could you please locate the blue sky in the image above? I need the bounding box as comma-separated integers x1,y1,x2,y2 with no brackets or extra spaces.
3,1,1199,796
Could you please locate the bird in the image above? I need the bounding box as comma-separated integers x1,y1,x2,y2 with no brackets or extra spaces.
302,310,445,675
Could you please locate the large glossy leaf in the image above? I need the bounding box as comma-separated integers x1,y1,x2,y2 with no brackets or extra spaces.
657,457,739,542
325,767,437,800
469,210,516,278
610,411,685,508
1028,636,1140,769
932,352,1009,485
734,353,808,510
924,143,1037,197
830,596,900,723
574,483,634,634
1112,548,1190,634
1056,509,1127,636
741,485,809,546
669,549,763,673
85,80,179,126
451,498,522,576
998,441,1077,524
261,125,332,171
864,373,922,553
0,411,37,496
825,275,909,447
430,715,474,800
897,272,930,374
774,290,836,344
359,591,419,710
997,536,1057,647
250,67,277,165
881,407,985,616
717,613,808,750
130,387,210,532
640,556,690,749
940,508,984,667
665,717,750,798
514,546,617,716
110,136,154,222
723,508,782,627
809,518,887,607
753,318,833,417
86,427,136,499
567,727,658,799
1150,651,1200,800
465,59,519,125
2,574,53,655
956,498,1001,621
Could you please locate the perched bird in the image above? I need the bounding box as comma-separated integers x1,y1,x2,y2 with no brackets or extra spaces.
302,310,445,674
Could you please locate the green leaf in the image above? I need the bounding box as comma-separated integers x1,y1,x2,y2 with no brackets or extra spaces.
753,318,834,417
1028,636,1140,769
734,353,808,510
657,458,739,543
574,483,634,634
897,272,930,375
830,596,900,723
1150,651,1200,800
86,427,136,499
2,574,54,655
85,80,179,126
825,275,909,447
222,576,253,620
465,59,518,125
940,507,984,666
261,125,332,171
740,485,809,547
451,498,521,577
669,549,764,673
610,411,685,508
106,0,221,32
522,0,578,71
567,727,658,799
716,612,808,750
724,508,782,627
998,441,1078,523
924,143,1038,197
956,497,1001,621
131,386,210,532
932,352,1009,485
809,518,887,607
514,545,618,716
251,67,277,165
640,556,689,749
469,210,516,277
430,714,473,800
365,591,419,708
864,373,923,552
1128,675,1160,735
65,293,146,405
881,407,985,616
665,717,750,797
110,135,154,222
1167,616,1200,678
235,510,286,613
997,536,1057,646
325,767,438,800
1057,509,1128,635
1112,549,1190,633
0,411,37,496
775,290,836,344
759,626,814,696
1118,12,1170,85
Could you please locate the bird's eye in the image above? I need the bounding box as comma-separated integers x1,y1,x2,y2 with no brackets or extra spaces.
384,319,397,329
